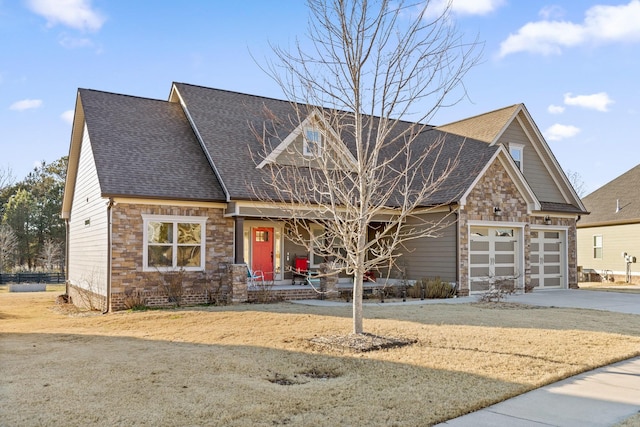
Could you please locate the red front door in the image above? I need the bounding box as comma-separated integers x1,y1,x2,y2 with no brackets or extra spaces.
252,227,274,281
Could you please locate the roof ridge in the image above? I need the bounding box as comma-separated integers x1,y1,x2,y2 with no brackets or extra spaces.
78,88,167,104
171,82,435,127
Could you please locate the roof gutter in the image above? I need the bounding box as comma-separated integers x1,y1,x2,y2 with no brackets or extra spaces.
171,86,230,202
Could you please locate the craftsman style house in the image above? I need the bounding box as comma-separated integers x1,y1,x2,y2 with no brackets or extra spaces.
577,164,640,283
62,83,586,310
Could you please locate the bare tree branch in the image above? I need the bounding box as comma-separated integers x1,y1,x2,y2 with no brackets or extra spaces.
257,0,481,334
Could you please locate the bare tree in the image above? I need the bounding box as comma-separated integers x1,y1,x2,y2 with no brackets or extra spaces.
566,170,586,198
0,224,18,273
257,0,480,335
39,238,63,271
0,165,14,191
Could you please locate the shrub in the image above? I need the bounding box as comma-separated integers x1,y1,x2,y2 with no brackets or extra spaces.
123,291,147,310
477,276,517,303
407,277,456,299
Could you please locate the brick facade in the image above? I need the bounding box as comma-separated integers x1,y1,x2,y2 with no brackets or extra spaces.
109,203,235,310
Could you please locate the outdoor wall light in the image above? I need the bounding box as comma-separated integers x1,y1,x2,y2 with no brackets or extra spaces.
544,215,552,225
493,206,502,216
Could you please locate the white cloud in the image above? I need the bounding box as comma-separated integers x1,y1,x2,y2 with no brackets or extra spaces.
58,34,93,49
548,104,565,114
425,0,505,17
538,5,565,20
499,0,640,57
26,0,106,32
564,92,614,112
9,99,43,111
450,0,505,15
545,123,581,141
61,110,75,124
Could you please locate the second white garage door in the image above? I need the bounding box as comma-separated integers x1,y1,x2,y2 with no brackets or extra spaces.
530,229,565,289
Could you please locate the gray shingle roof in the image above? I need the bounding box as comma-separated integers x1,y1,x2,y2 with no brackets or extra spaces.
579,164,640,226
539,201,586,214
79,89,226,201
173,82,499,206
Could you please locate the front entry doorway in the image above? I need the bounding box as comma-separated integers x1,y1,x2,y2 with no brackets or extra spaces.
252,227,274,281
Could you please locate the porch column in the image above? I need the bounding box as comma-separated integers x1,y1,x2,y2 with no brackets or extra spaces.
234,216,245,264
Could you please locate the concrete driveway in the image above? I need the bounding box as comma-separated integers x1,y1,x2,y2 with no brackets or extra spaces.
507,288,640,315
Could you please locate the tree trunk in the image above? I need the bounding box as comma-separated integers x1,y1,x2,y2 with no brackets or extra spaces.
352,273,364,334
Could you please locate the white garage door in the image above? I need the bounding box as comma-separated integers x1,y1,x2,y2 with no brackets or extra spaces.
531,230,565,288
469,226,520,292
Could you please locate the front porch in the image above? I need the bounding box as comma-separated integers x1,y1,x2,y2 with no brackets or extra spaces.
247,278,408,302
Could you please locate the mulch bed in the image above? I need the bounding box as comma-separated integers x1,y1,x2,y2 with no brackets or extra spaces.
310,332,417,352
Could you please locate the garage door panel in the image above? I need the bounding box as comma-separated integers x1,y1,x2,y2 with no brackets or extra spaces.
471,266,490,277
495,241,515,251
471,279,491,292
544,242,561,251
531,229,566,289
545,277,561,287
545,254,560,263
470,241,489,251
546,266,561,275
469,226,520,292
471,254,489,264
495,254,514,264
495,266,515,276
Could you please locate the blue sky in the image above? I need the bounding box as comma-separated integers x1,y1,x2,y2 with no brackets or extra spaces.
2,0,639,195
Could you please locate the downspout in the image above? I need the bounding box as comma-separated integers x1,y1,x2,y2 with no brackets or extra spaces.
104,198,114,314
452,204,460,291
64,218,70,296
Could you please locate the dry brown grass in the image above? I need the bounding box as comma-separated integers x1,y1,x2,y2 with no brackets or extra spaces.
2,289,640,426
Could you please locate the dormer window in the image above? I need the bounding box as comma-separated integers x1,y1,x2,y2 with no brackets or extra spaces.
303,127,322,157
509,143,524,171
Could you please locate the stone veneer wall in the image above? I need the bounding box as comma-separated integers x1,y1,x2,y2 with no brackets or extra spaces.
458,160,530,295
457,159,579,295
109,203,235,311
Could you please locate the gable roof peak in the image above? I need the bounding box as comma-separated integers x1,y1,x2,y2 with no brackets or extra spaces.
436,104,523,144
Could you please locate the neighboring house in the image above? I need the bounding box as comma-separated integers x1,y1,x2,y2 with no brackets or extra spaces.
577,164,640,283
62,83,587,311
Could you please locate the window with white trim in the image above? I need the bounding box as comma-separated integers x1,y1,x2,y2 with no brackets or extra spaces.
509,143,524,171
303,127,322,157
142,215,207,271
593,235,603,259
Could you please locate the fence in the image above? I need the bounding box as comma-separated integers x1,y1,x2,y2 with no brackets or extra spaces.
0,272,65,284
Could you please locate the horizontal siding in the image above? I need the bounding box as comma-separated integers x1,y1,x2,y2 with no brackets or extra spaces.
577,223,640,274
397,212,457,282
499,122,564,203
68,124,108,295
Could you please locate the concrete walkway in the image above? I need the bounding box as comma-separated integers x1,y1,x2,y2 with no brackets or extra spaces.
436,356,640,426
292,289,640,426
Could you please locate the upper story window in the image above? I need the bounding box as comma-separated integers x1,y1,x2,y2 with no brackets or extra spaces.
593,235,603,259
509,143,524,171
303,127,323,157
142,214,207,271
